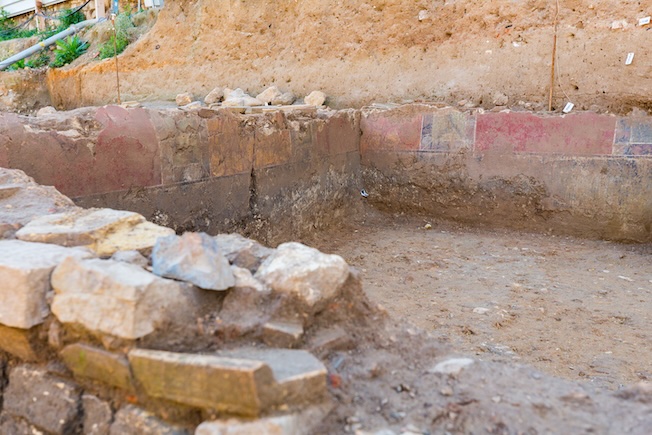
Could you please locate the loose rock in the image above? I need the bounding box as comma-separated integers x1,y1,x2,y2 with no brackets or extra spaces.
255,242,349,309
304,90,327,107
175,92,193,106
256,86,283,104
51,257,202,339
152,232,235,291
492,91,509,106
110,405,188,435
428,357,475,375
111,250,149,268
204,87,224,105
272,91,297,106
83,394,113,435
214,233,273,273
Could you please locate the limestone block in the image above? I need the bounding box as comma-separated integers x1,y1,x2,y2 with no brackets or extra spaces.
255,242,349,308
3,366,82,435
219,348,328,407
304,91,326,107
51,257,201,339
128,349,276,416
0,168,78,230
176,92,194,106
15,208,143,248
262,321,304,348
256,86,283,105
110,405,188,435
83,394,113,435
214,233,273,273
195,404,331,435
204,87,224,105
0,240,92,329
272,92,296,106
95,221,175,257
152,232,235,291
60,343,135,391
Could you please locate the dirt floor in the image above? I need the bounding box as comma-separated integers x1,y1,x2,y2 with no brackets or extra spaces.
307,208,652,390
296,208,652,433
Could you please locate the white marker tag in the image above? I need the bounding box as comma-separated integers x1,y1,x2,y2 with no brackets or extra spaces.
562,102,574,114
625,52,635,65
639,16,651,26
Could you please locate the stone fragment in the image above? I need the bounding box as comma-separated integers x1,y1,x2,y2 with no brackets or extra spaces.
152,232,235,291
230,266,268,293
60,343,135,391
0,168,78,230
272,91,296,106
472,307,490,315
262,321,304,348
0,324,40,361
181,101,202,110
111,250,149,267
308,326,354,356
304,91,326,107
218,348,328,406
256,86,283,104
492,91,509,106
15,208,143,248
222,88,264,107
51,257,202,339
36,105,57,116
242,95,264,107
3,366,81,435
204,87,224,105
214,233,274,273
428,357,475,375
176,92,193,106
0,412,42,435
110,405,188,435
255,242,349,309
216,269,270,338
195,403,331,435
95,221,175,257
128,349,276,416
83,394,113,435
0,240,92,329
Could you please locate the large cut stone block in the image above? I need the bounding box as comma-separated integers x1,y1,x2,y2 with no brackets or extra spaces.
255,242,349,309
3,366,81,435
15,208,173,256
60,343,135,391
51,257,201,339
0,240,92,329
152,232,235,291
128,349,276,416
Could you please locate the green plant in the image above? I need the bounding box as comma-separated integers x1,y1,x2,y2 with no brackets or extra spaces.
50,35,88,67
25,52,50,68
58,8,85,28
6,59,25,71
0,10,37,41
98,13,134,60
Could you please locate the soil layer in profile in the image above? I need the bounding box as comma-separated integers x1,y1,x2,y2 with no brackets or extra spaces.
308,210,652,390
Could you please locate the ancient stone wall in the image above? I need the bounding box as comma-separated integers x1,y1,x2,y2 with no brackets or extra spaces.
0,105,362,245
360,105,652,242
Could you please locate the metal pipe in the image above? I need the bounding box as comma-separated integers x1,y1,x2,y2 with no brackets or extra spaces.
0,18,100,71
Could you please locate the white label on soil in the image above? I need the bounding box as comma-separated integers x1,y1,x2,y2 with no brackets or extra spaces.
562,102,574,114
639,16,651,26
626,52,635,65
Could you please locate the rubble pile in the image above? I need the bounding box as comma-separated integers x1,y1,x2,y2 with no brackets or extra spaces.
0,168,370,434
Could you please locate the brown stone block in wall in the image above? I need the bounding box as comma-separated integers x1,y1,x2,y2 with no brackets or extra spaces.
0,324,41,361
208,113,254,177
315,111,360,156
60,343,135,392
254,128,292,170
128,349,276,416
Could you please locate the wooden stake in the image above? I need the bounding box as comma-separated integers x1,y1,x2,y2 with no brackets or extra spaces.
112,16,121,105
548,0,559,111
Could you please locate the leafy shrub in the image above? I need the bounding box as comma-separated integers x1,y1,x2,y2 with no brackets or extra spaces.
50,35,88,67
0,10,37,41
98,13,134,59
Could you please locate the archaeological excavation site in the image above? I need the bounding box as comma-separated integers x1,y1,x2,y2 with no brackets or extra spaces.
0,0,651,434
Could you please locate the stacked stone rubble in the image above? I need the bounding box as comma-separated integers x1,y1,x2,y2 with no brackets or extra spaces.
0,168,360,434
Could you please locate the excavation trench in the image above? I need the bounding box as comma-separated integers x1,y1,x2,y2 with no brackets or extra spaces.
1,103,651,433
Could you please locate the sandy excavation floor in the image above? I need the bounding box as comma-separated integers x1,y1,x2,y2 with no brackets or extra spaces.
308,210,652,391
